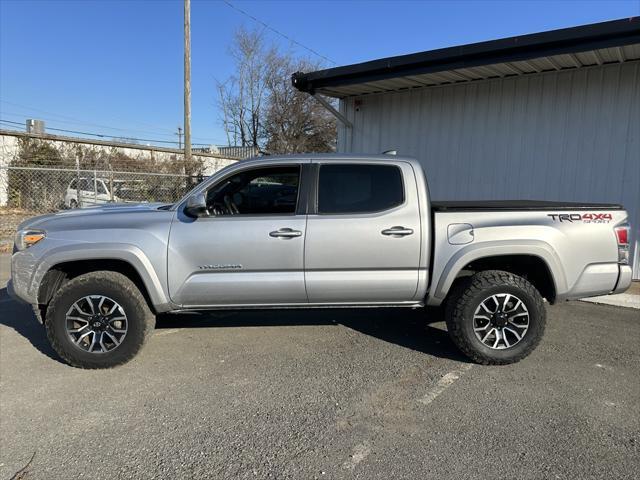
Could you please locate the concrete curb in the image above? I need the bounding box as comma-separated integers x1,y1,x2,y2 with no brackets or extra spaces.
579,282,640,309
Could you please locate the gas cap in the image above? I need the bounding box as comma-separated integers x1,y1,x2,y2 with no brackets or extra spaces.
447,223,474,245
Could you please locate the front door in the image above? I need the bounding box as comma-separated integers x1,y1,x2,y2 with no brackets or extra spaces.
304,161,421,303
168,164,308,307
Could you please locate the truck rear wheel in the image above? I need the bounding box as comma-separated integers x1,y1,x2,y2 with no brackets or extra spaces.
45,271,155,369
445,270,546,365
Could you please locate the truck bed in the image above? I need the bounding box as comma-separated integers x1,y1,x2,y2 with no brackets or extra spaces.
431,200,624,212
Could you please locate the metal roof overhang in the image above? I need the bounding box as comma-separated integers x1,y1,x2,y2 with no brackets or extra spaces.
292,17,640,98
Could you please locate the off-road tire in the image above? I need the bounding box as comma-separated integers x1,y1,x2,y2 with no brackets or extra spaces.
45,271,155,369
445,270,546,365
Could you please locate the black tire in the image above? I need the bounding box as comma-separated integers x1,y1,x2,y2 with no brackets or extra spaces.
45,271,155,369
445,270,546,365
69,199,78,209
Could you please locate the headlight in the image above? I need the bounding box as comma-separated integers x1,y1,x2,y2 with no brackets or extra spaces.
14,229,46,251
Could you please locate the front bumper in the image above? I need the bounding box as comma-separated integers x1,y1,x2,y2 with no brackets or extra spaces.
6,279,27,304
8,251,39,305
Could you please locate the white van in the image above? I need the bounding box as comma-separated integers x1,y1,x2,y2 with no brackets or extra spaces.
64,178,119,208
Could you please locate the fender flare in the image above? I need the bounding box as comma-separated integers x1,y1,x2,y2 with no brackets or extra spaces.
427,240,567,306
29,242,172,311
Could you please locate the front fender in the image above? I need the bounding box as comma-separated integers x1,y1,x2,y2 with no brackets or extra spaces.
28,242,172,311
426,240,567,306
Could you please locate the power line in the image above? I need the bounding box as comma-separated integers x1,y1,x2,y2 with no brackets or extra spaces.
1,104,224,142
1,119,31,127
0,119,219,147
2,102,230,144
0,112,227,144
0,119,178,144
0,110,179,139
0,100,177,135
221,0,337,65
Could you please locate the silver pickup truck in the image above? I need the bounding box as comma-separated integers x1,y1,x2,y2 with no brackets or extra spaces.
9,154,632,369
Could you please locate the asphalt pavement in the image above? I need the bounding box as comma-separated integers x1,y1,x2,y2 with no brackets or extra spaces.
1,254,639,479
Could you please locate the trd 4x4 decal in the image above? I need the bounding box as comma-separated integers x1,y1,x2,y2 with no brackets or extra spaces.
547,213,613,223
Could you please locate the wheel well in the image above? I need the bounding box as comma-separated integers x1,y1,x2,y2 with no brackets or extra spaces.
458,255,556,303
37,259,155,314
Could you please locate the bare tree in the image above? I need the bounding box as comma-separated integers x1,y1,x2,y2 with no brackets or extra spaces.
216,27,275,148
216,27,336,153
263,55,336,154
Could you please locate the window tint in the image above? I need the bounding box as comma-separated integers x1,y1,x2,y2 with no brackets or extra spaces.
318,164,404,214
206,166,300,215
96,181,108,195
79,179,92,191
69,179,77,189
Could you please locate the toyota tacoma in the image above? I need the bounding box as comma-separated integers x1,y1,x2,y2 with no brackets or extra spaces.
8,154,633,368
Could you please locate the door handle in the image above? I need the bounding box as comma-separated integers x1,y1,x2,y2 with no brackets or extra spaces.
269,228,302,239
381,226,414,237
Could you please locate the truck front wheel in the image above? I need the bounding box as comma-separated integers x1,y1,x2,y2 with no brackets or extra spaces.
45,271,156,369
445,270,546,365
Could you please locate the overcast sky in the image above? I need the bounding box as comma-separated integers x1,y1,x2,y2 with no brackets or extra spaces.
1,0,638,147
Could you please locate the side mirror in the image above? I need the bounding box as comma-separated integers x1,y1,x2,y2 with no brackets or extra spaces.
184,193,208,218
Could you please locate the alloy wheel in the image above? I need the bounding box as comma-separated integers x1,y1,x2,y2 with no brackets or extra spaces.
472,293,529,349
65,295,128,353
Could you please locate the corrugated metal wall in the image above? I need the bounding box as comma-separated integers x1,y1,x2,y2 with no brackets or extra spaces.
338,62,640,279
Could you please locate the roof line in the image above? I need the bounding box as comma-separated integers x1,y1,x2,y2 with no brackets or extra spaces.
292,17,640,94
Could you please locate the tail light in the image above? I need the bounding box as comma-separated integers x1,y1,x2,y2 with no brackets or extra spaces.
614,223,630,264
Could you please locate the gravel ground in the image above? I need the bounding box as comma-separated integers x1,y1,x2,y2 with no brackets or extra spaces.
0,209,36,252
1,254,639,479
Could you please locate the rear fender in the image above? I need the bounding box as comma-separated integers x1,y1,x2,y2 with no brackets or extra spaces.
427,240,566,306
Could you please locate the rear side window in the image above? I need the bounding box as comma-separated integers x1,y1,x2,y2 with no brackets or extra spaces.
318,164,404,214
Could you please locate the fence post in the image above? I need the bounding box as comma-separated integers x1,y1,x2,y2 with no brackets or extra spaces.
109,168,114,202
76,154,81,208
93,169,97,204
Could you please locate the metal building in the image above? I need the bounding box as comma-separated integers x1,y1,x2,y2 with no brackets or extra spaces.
293,18,640,279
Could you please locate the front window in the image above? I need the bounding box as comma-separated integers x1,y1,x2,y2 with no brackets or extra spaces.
206,166,300,215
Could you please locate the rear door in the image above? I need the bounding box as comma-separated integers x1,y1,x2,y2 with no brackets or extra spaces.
304,161,421,303
78,178,95,207
168,163,309,307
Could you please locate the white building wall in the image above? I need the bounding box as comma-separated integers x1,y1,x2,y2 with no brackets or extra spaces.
338,62,640,279
0,134,19,206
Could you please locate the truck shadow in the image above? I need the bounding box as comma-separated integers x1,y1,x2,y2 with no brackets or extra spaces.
157,306,471,363
0,287,63,363
0,286,469,364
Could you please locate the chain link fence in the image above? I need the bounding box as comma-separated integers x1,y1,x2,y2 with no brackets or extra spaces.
0,134,240,250
1,165,205,213
0,166,209,250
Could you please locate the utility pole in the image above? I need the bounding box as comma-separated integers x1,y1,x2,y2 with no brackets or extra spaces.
184,0,192,178
177,126,183,149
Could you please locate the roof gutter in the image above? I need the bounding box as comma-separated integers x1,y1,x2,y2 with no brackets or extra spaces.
291,17,640,94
